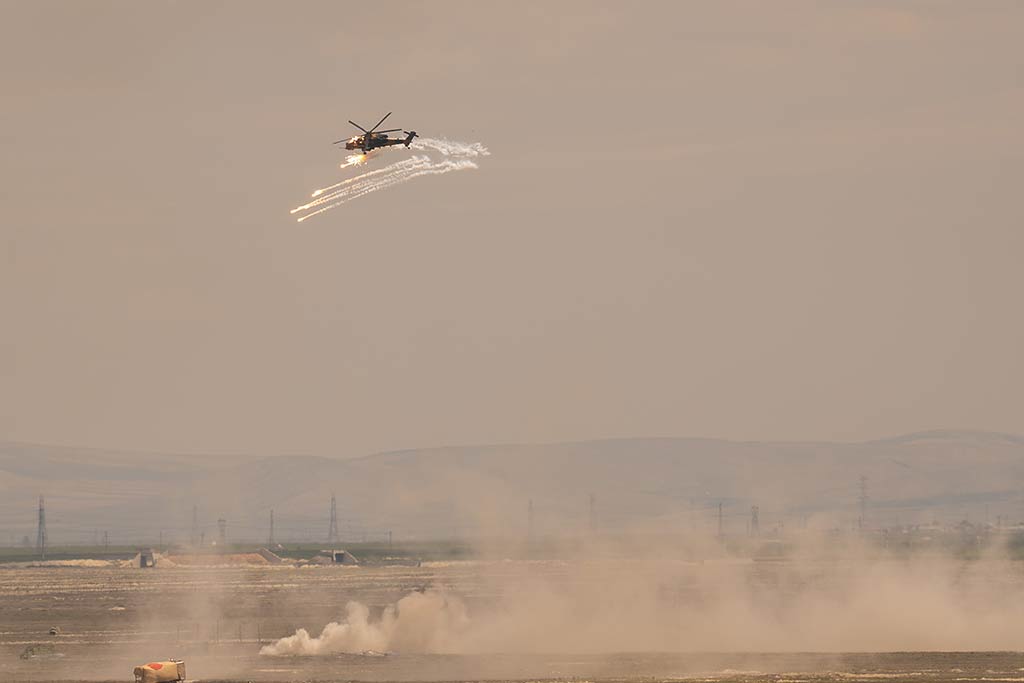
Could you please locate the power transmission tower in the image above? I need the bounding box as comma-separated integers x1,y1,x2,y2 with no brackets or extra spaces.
327,494,340,544
268,509,275,546
103,531,109,549
717,502,723,538
36,496,47,560
858,476,868,531
217,518,227,549
750,505,760,536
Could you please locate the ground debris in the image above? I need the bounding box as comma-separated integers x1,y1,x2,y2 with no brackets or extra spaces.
20,643,64,659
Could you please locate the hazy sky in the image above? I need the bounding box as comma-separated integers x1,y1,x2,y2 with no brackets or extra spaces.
2,2,1022,456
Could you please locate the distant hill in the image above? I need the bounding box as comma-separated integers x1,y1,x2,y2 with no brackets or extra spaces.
2,430,1023,545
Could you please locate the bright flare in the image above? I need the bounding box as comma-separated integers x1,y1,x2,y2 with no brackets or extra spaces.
291,141,487,222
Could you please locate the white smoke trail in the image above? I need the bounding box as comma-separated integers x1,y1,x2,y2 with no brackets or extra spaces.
401,158,479,179
294,157,430,215
295,158,477,222
335,158,477,205
291,138,487,222
334,158,476,204
295,158,438,223
311,155,370,196
413,138,490,158
294,156,430,213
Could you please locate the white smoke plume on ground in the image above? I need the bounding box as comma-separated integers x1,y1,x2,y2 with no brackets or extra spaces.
261,553,1024,656
290,138,488,222
260,590,469,655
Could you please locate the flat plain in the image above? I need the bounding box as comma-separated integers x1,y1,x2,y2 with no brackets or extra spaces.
3,561,1023,683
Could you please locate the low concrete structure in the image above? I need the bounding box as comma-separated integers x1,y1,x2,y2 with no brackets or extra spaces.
132,549,156,568
257,547,285,564
308,549,359,565
330,549,359,565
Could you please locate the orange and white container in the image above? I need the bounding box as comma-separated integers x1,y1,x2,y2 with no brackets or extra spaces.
133,660,185,683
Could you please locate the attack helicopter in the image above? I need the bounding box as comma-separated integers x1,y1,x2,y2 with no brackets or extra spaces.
334,112,418,154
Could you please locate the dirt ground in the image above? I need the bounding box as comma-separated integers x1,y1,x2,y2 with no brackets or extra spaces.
2,562,1022,683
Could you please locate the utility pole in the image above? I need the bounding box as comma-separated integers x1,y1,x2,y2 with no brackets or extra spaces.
191,505,199,548
268,509,275,547
858,475,868,531
717,502,723,538
328,494,340,544
527,498,534,541
36,496,47,560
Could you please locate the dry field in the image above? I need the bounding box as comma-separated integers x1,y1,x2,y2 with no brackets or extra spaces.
2,561,1023,683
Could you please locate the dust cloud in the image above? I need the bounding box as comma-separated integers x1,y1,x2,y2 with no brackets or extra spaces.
260,590,469,655
261,539,1024,655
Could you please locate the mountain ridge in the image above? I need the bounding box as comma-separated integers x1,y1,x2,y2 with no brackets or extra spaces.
2,431,1022,544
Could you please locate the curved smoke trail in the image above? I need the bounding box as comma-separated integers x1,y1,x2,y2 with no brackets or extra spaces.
291,138,489,222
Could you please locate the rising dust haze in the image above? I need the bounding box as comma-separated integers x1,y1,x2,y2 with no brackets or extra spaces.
5,2,1024,681
261,538,1024,656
